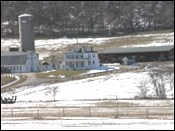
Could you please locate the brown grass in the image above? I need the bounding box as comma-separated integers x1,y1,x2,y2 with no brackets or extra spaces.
40,30,171,60
1,76,16,86
35,70,87,79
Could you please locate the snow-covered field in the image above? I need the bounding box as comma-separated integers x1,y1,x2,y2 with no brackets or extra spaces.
1,32,174,48
1,70,174,105
1,32,174,129
1,117,174,130
1,32,174,60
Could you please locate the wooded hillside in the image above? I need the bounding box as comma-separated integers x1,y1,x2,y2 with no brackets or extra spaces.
1,1,174,38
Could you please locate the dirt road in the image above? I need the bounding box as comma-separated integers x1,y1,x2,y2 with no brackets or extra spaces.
1,73,51,92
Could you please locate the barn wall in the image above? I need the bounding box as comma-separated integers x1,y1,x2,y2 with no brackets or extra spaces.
168,48,174,60
98,51,170,63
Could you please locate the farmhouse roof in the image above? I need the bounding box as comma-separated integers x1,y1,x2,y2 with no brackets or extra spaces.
100,45,174,54
65,46,97,53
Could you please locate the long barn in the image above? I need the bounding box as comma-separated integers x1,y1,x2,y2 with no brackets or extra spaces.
98,45,174,63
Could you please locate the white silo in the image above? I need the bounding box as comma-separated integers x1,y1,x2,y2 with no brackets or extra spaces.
18,14,35,52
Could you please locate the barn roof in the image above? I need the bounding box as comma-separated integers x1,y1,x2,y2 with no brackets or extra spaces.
1,51,28,65
1,51,30,56
1,55,28,65
101,45,174,54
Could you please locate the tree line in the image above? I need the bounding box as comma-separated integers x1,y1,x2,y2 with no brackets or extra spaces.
137,64,174,99
1,1,174,38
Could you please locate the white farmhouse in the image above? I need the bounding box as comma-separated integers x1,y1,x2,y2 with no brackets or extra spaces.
63,47,100,70
1,51,40,73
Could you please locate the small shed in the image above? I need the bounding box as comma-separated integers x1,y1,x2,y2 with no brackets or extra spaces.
122,57,129,65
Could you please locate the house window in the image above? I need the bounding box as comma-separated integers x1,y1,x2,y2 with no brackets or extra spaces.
81,61,84,67
81,54,83,58
14,67,15,70
76,54,78,58
88,54,91,58
66,62,68,66
88,61,91,65
92,53,95,57
93,61,95,64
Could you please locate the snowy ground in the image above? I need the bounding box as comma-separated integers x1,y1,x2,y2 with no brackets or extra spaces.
1,32,174,48
1,32,174,129
1,32,174,60
1,70,174,105
1,117,174,130
1,66,174,129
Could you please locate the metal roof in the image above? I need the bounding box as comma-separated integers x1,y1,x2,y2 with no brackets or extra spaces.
1,55,27,65
1,51,30,65
1,51,30,56
101,45,174,54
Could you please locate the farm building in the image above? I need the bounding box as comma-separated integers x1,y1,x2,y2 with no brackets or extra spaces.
1,50,40,73
62,46,100,70
98,45,174,64
1,14,41,73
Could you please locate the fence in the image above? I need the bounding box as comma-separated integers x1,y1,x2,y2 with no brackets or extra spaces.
1,106,174,119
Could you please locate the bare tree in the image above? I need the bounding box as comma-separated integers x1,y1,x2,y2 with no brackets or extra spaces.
149,70,167,99
2,1,174,38
166,66,174,98
138,79,149,98
167,67,174,91
45,86,58,101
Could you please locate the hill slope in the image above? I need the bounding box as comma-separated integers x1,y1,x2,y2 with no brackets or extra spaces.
1,30,174,60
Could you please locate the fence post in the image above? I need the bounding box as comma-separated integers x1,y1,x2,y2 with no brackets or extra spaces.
37,109,39,118
11,109,13,117
89,107,91,117
63,107,65,117
146,109,149,119
115,109,118,118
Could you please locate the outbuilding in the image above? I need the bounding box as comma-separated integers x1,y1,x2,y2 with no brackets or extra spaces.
98,45,174,63
1,51,40,73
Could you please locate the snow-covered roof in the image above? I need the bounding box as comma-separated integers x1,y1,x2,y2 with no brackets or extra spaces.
18,14,33,17
122,57,129,61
